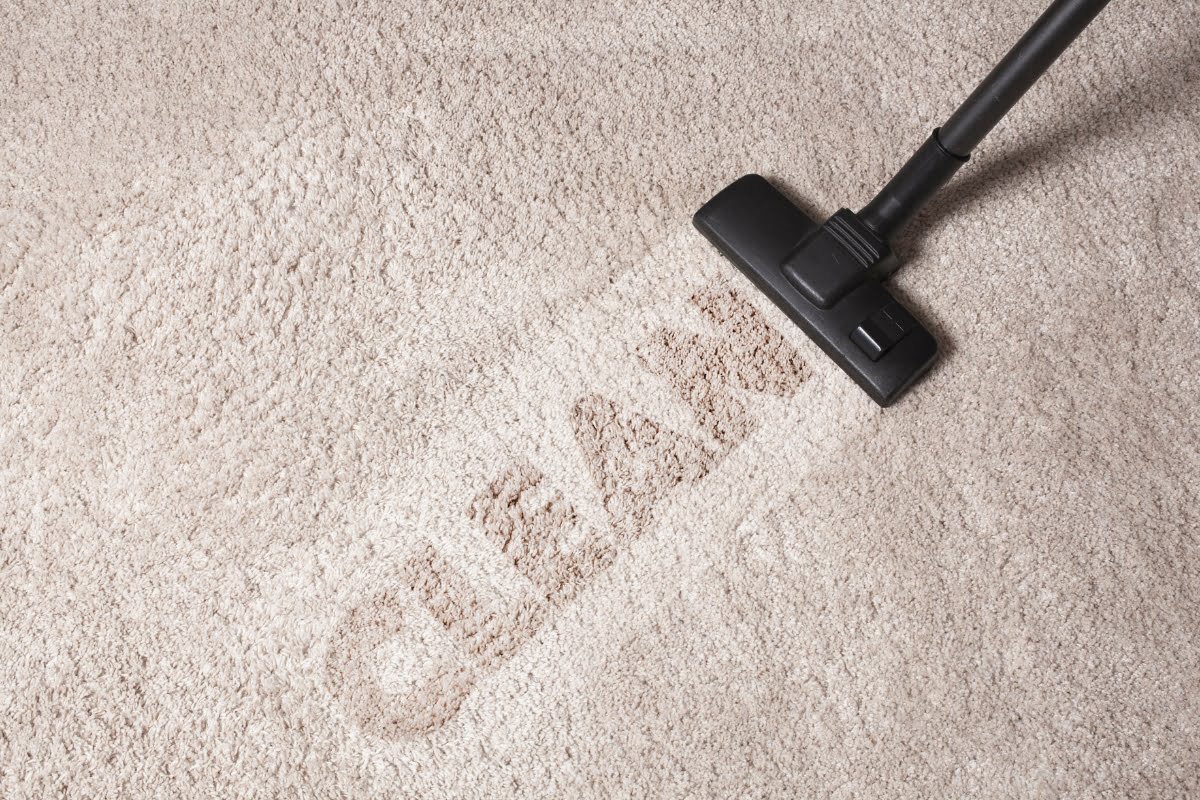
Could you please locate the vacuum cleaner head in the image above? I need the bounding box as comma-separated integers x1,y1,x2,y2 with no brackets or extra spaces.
694,174,937,407
694,0,1111,406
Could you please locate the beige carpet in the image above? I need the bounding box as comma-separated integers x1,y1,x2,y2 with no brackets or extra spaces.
3,0,1199,796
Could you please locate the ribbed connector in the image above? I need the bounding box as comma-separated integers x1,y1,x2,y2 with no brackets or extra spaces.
780,209,894,309
825,209,887,269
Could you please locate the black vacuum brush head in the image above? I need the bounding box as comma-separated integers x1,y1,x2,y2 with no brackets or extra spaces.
693,175,937,407
694,0,1111,406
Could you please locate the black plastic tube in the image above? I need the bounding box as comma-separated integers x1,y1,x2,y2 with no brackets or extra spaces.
860,0,1111,240
859,129,969,242
940,0,1112,156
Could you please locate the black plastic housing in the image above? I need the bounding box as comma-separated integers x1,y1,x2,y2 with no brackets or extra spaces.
693,175,938,407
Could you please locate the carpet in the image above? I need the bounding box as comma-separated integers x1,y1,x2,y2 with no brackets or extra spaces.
3,0,1199,796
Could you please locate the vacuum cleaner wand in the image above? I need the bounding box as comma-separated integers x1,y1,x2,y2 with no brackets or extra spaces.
694,0,1111,406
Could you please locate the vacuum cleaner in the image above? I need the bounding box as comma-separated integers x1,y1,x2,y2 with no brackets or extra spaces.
694,0,1111,406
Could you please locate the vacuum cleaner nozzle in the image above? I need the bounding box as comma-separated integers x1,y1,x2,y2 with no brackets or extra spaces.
694,0,1112,405
693,174,937,407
